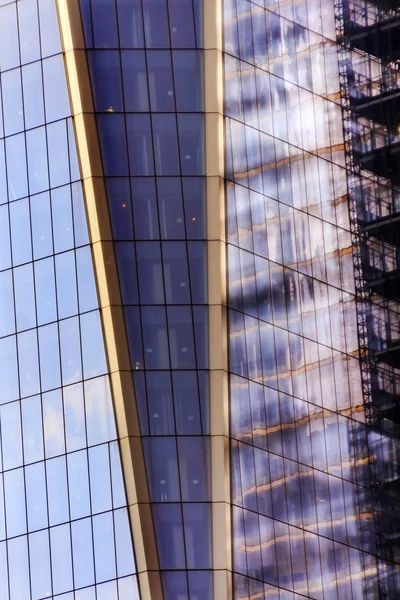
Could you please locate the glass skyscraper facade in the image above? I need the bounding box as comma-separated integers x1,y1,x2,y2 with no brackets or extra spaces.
0,0,139,598
0,0,399,599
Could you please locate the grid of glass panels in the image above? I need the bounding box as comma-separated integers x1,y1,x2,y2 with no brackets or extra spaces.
78,1,213,598
0,0,139,598
224,0,400,597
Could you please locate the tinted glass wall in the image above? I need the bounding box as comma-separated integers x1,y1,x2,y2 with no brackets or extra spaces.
78,1,213,598
0,0,139,598
225,0,400,597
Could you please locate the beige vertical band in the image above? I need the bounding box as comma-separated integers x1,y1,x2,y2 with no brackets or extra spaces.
55,2,163,598
205,0,232,598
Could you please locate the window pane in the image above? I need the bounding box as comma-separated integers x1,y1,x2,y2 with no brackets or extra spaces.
122,51,149,112
147,50,175,111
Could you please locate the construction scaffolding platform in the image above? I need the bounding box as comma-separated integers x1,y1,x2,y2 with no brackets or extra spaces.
363,212,400,245
350,88,400,129
355,141,400,183
345,16,400,60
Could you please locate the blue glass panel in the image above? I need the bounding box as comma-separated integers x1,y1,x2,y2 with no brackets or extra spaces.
152,503,186,568
182,177,207,239
106,178,134,239
21,395,44,464
4,468,26,537
80,311,108,378
168,0,196,48
31,192,53,259
26,126,49,194
38,0,62,56
115,243,139,304
8,536,30,599
18,329,40,397
97,114,129,175
117,0,144,48
50,524,73,595
131,177,159,239
142,0,169,48
152,114,180,175
122,51,149,112
0,335,18,403
163,242,191,303
47,120,71,188
167,305,196,369
141,306,170,369
14,264,36,331
114,509,136,577
173,51,204,112
136,241,165,304
88,50,124,112
0,270,15,337
52,186,74,252
146,371,175,435
0,4,19,71
157,177,185,239
177,114,205,175
172,371,202,434
29,530,52,600
1,401,22,470
18,0,41,64
143,437,180,501
127,114,154,176
93,512,116,582
2,68,24,136
25,462,48,531
147,51,175,111
183,503,212,568
91,0,118,48
163,571,188,600
178,436,210,501
55,250,78,319
71,518,95,588
6,133,28,201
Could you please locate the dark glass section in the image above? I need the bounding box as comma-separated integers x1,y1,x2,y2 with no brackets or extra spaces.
78,0,211,596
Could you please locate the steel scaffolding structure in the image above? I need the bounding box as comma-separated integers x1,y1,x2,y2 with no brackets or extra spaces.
335,0,400,593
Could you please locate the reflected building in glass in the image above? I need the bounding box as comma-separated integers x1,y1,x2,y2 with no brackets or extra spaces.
1,0,400,599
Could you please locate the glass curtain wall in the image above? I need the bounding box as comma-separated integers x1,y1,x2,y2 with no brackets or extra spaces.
0,0,139,599
225,0,400,597
78,1,213,598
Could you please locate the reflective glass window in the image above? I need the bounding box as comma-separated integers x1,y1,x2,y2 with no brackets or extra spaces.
117,0,145,48
71,518,95,588
122,50,149,112
21,394,44,464
38,0,62,56
50,524,73,595
25,461,48,531
173,51,204,111
147,51,175,112
88,50,123,113
177,113,205,175
8,536,30,600
152,503,186,569
127,114,154,176
18,0,41,64
17,329,40,398
142,0,169,48
31,192,53,259
141,306,170,369
6,133,28,201
10,198,32,266
26,126,49,194
2,68,24,136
